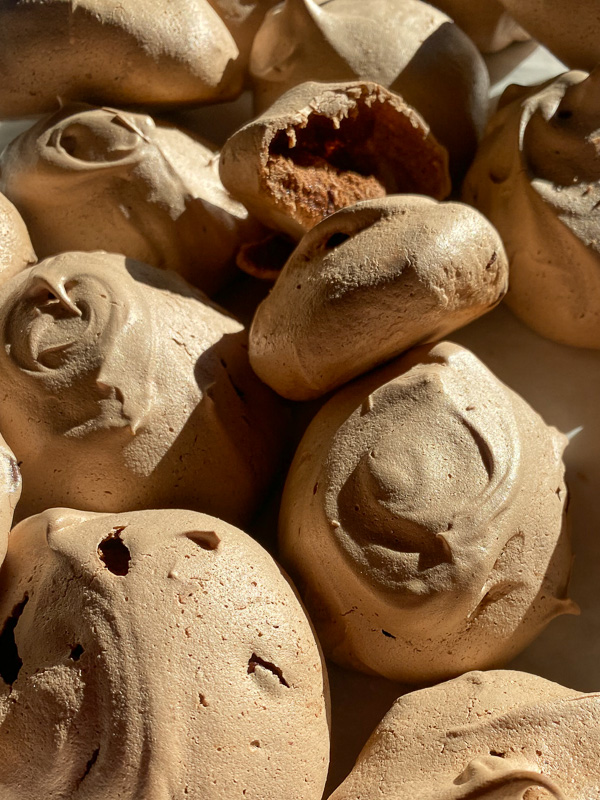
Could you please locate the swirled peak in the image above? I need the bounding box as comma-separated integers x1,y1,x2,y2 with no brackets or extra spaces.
0,251,286,524
330,670,600,800
249,196,508,400
0,103,259,296
464,69,600,349
497,0,600,72
279,341,576,683
219,82,450,239
0,508,330,799
250,0,489,177
428,0,529,52
0,193,36,287
0,0,240,117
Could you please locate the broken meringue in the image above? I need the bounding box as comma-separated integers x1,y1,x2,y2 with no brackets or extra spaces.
279,342,576,682
0,251,285,524
0,508,330,799
249,196,508,400
250,0,489,176
219,81,450,239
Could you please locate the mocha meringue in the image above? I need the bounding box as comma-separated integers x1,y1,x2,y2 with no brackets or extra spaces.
0,437,21,568
0,251,285,524
249,196,508,400
0,508,330,799
0,0,239,117
250,0,489,176
498,0,600,72
0,193,36,287
0,103,260,296
428,0,529,53
219,82,451,239
464,69,600,349
279,342,576,683
330,670,600,800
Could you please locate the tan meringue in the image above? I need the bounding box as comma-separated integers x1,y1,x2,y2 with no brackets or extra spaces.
250,0,489,177
429,0,529,53
498,0,600,72
249,196,508,400
0,193,36,288
279,342,576,683
0,0,240,117
219,82,451,239
0,251,285,524
330,670,600,800
0,508,330,799
0,437,21,568
0,103,260,296
464,69,600,349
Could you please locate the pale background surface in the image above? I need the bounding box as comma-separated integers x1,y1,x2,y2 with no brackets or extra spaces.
0,43,592,796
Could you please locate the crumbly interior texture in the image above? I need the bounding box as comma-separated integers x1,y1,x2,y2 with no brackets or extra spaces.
330,670,600,799
279,342,576,682
0,508,330,799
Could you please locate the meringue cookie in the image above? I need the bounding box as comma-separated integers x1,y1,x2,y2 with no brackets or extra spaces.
0,0,239,117
464,69,600,349
498,0,600,71
0,104,260,296
0,437,21,567
330,670,600,800
219,82,451,239
428,0,529,52
249,196,508,400
207,0,281,86
0,252,285,524
250,0,489,176
0,508,330,799
279,342,576,683
0,193,36,287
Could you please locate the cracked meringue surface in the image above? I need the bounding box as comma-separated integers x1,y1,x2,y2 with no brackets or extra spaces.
0,508,330,800
0,251,285,524
279,342,576,683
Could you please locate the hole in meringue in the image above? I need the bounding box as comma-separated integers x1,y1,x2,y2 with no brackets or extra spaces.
97,527,130,576
247,654,289,687
185,530,220,551
0,595,29,685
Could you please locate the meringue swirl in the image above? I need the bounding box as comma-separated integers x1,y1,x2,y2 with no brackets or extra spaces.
280,342,576,682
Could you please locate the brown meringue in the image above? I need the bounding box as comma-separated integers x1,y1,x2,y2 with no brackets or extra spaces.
0,251,285,524
0,104,260,296
279,341,576,683
498,0,600,72
0,0,240,117
0,508,330,799
428,0,529,53
464,69,600,349
0,193,36,287
0,437,21,567
250,0,489,176
219,82,451,239
330,670,600,800
249,196,508,400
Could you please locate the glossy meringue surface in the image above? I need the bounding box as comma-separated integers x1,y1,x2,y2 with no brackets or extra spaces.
249,196,508,400
0,251,285,524
0,508,330,799
429,0,529,53
330,669,600,800
280,342,575,682
0,104,258,296
464,69,600,349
